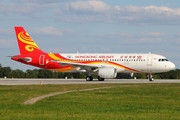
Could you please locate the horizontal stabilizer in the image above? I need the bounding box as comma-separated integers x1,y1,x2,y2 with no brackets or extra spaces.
9,56,32,63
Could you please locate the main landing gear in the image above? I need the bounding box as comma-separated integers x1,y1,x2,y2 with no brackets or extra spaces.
148,74,154,81
86,76,93,81
86,76,105,81
98,76,105,81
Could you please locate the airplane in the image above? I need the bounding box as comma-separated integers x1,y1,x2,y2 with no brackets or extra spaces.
10,26,175,81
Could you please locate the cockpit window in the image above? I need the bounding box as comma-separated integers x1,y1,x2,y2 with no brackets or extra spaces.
158,58,169,62
165,59,168,61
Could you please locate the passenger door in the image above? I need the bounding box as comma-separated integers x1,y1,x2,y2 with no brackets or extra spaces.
147,55,152,66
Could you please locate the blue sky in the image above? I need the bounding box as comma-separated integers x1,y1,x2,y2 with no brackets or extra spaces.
0,0,180,70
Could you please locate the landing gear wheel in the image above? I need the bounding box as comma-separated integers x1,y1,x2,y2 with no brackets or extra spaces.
149,77,154,81
98,76,105,81
148,74,154,82
86,76,93,81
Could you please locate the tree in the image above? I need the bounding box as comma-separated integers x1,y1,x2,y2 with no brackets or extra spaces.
11,69,25,78
1,67,12,78
25,69,38,78
0,64,2,78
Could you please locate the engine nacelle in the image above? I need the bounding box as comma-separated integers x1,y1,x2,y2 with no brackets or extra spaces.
98,67,117,79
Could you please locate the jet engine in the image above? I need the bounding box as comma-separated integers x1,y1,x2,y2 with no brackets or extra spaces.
98,66,117,79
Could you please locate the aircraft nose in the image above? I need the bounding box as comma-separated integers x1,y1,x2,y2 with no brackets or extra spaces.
169,62,175,70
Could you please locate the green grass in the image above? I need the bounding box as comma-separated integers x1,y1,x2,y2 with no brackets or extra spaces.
0,83,180,120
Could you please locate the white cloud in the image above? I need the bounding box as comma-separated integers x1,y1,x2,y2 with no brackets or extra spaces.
176,38,180,44
123,5,143,13
65,0,111,12
56,2,180,24
112,5,180,24
141,32,166,37
174,33,180,44
144,6,175,15
176,32,180,37
0,1,55,15
98,32,166,45
139,38,163,42
31,27,63,36
135,32,166,43
115,5,180,16
1,1,180,25
0,28,13,35
13,0,78,4
0,39,15,48
114,6,121,11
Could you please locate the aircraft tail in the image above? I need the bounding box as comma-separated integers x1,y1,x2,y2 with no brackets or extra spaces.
14,26,45,55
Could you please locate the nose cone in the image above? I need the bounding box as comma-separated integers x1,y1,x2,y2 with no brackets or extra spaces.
171,62,176,70
168,62,175,71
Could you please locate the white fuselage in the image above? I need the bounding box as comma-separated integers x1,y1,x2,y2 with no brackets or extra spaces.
59,53,175,74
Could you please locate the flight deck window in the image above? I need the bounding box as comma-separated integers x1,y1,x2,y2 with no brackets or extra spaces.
158,58,169,62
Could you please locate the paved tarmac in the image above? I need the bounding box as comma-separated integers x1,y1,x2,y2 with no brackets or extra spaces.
0,78,180,85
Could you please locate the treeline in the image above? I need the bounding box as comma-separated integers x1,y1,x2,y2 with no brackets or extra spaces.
0,64,86,79
0,64,179,79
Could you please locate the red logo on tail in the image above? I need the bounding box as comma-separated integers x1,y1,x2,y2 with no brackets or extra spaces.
15,27,44,55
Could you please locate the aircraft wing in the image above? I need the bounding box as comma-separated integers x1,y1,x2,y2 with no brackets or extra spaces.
52,60,102,71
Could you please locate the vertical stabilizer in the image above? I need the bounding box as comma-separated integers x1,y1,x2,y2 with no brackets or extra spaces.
14,26,44,55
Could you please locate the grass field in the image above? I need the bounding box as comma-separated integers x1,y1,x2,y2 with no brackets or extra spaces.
0,83,180,120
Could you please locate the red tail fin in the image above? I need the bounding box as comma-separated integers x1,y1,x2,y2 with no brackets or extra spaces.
14,26,45,55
